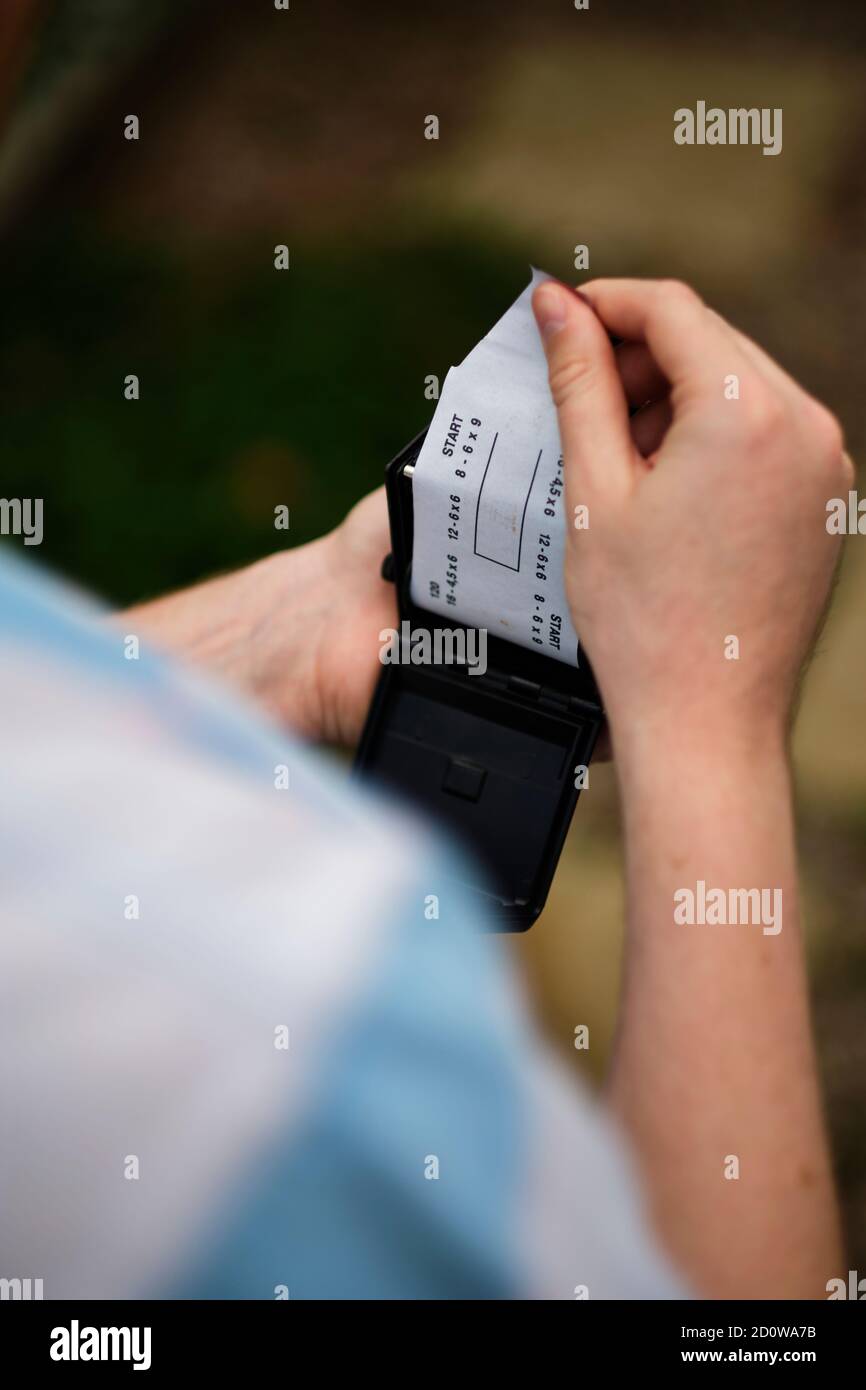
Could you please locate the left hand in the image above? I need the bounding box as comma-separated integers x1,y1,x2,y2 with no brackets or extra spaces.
124,487,397,746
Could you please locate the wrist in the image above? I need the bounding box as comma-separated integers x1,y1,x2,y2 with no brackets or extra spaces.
607,700,790,794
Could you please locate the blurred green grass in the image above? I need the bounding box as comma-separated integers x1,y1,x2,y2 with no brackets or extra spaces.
0,227,527,601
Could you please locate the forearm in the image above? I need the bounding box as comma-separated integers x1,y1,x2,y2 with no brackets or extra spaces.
606,721,842,1299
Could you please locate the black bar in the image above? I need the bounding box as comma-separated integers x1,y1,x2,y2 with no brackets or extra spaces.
1,1297,861,1375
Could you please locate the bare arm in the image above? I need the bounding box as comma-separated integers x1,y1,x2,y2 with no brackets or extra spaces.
533,275,849,1298
610,726,840,1297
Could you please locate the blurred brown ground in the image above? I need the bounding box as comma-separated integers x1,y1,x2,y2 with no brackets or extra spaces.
3,0,865,1268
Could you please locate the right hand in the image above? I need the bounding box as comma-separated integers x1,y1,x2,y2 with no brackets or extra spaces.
531,277,852,758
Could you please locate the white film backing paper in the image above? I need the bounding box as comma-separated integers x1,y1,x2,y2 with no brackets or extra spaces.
410,268,580,667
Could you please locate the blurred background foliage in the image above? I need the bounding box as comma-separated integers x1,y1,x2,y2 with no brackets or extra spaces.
2,0,865,1266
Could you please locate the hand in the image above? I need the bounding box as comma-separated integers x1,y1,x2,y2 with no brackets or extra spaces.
123,487,396,747
302,487,398,745
532,277,852,761
531,278,848,1298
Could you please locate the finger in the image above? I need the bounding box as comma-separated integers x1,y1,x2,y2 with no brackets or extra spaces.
630,396,672,458
578,278,740,400
614,340,669,407
532,280,636,500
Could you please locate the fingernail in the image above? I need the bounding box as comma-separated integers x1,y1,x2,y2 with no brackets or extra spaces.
533,283,570,340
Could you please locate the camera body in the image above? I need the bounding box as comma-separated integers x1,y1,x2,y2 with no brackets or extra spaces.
354,429,604,930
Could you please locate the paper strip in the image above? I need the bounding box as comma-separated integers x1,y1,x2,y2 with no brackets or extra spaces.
410,268,580,667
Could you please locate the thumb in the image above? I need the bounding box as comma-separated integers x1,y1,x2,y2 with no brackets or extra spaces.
532,280,634,500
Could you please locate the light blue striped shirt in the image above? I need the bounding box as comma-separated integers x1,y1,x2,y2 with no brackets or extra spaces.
0,550,685,1299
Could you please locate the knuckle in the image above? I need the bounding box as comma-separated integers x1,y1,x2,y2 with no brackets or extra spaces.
656,278,702,312
740,385,784,443
804,399,845,463
548,353,597,409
